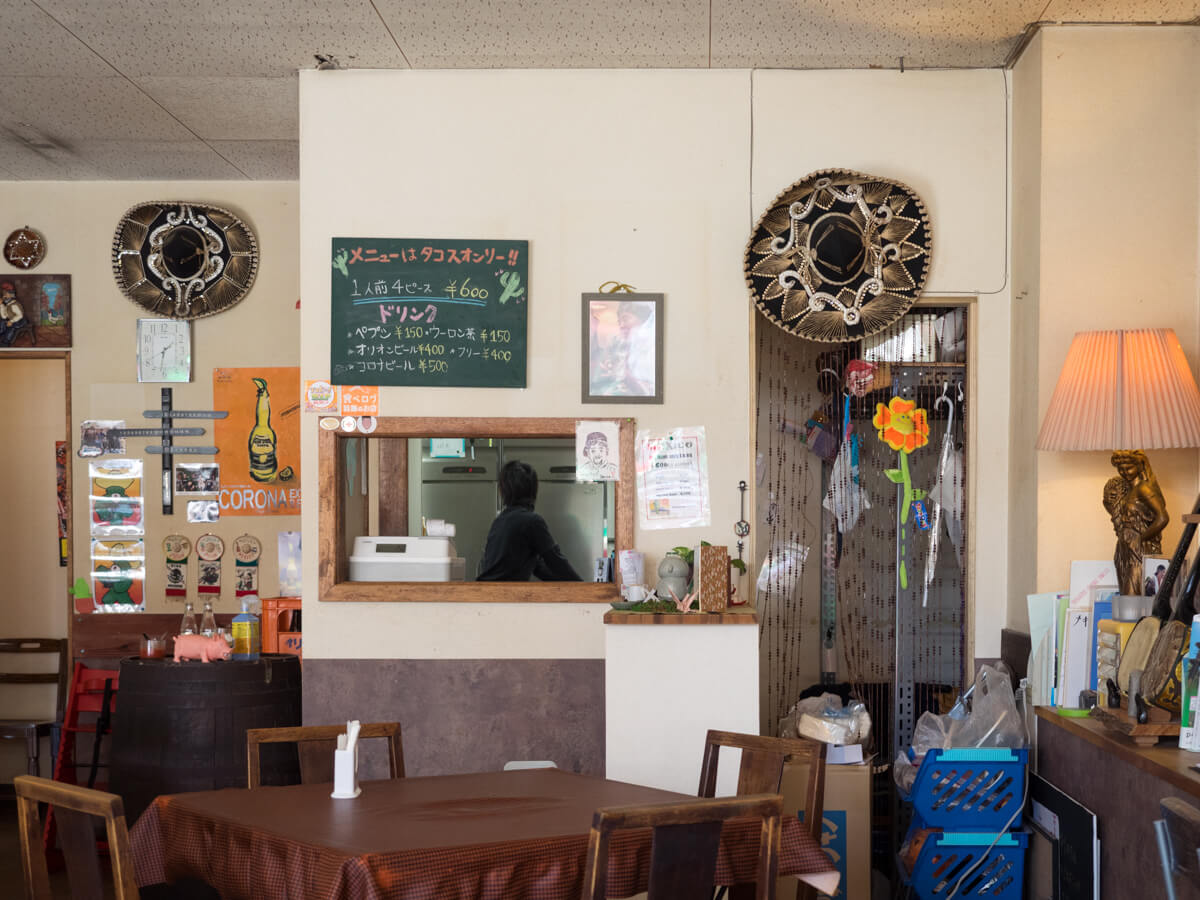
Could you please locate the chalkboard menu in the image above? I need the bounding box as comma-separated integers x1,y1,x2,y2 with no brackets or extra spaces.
329,237,528,387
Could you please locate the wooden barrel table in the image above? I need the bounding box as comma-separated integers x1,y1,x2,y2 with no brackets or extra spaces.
111,654,302,822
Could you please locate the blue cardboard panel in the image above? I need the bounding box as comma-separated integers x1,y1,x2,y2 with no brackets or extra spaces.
800,808,847,898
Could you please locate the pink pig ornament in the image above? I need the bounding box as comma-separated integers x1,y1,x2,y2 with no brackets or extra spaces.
174,633,232,663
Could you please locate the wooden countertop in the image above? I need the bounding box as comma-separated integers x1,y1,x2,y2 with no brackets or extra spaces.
603,610,759,625
1035,705,1200,799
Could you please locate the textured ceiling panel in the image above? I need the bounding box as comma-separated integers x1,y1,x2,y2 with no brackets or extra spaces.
1044,0,1200,20
0,137,103,179
207,140,299,179
36,0,409,78
711,0,1047,68
373,0,710,67
136,76,298,141
0,76,195,142
68,140,247,179
0,0,113,77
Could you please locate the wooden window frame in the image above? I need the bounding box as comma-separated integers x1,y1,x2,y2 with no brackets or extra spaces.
318,416,634,602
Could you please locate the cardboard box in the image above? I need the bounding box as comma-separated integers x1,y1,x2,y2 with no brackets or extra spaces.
778,756,872,899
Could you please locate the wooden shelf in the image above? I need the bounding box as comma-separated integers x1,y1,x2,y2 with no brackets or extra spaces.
603,610,759,625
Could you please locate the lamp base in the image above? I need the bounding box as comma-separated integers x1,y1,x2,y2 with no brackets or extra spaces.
1104,450,1168,598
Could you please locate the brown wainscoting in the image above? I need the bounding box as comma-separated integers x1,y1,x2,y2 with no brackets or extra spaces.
72,613,238,666
303,659,605,777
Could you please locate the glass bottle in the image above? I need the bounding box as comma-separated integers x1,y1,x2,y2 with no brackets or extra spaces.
180,601,197,635
199,599,217,637
248,376,278,483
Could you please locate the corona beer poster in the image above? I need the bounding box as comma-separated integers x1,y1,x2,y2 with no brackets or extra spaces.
213,367,301,517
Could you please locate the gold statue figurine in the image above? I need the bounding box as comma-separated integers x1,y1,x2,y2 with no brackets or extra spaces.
1103,450,1169,596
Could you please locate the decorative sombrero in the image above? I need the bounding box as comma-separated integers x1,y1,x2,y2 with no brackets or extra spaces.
112,201,258,319
745,169,932,343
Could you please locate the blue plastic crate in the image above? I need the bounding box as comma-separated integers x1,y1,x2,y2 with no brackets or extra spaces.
902,829,1028,900
903,748,1028,831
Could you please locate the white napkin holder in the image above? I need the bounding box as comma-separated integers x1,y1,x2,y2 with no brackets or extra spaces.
330,720,362,799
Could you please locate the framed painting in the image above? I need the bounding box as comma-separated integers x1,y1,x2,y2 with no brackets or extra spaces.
581,293,663,404
0,273,71,349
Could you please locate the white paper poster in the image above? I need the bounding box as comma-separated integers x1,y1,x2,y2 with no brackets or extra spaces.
635,427,710,529
576,421,619,482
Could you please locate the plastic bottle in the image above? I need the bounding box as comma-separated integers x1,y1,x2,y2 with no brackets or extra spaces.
231,600,261,660
179,601,197,635
199,600,217,637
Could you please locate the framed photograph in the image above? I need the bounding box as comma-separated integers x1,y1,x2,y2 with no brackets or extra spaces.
581,293,663,404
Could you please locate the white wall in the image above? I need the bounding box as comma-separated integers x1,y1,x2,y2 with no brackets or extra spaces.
299,68,1011,662
1028,27,1200,599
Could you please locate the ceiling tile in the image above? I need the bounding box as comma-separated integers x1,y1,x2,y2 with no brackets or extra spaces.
0,135,102,179
712,0,1046,68
136,76,298,141
0,0,113,77
37,0,409,78
1044,0,1200,20
0,77,195,143
208,140,299,179
372,0,710,67
69,140,247,179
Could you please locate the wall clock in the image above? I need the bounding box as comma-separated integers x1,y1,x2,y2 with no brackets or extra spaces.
137,317,191,383
113,202,258,319
4,227,46,269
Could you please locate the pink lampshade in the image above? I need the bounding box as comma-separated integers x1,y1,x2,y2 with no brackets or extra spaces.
1036,328,1200,451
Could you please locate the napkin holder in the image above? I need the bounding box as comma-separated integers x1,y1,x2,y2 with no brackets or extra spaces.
330,721,362,799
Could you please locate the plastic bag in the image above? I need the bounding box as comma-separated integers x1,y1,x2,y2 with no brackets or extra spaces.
893,664,1027,791
779,693,871,746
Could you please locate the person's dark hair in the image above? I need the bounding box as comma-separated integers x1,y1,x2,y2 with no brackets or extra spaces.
499,460,538,507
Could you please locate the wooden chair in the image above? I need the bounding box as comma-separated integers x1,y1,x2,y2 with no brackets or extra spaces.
1155,796,1200,900
14,774,138,900
246,721,405,788
698,730,827,900
581,793,783,900
0,638,68,777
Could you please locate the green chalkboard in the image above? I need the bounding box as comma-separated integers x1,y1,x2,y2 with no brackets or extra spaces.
329,237,528,387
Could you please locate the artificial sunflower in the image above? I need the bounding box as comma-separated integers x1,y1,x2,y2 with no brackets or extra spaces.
873,396,930,454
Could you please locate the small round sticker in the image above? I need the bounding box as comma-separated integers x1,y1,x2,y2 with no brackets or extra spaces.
319,416,341,431
305,379,337,412
341,415,357,432
357,415,377,434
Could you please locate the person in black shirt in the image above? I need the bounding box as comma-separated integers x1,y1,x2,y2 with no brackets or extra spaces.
477,460,582,581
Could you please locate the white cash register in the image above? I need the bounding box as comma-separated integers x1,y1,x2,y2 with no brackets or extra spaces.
348,536,467,582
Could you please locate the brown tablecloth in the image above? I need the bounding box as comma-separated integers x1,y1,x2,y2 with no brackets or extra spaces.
130,768,837,900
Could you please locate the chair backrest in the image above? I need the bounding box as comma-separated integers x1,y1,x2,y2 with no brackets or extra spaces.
14,774,138,900
246,722,405,788
581,793,782,900
0,638,68,721
1159,796,1200,894
698,730,827,844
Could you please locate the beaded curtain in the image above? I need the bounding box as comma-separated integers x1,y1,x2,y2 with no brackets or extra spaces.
754,309,968,753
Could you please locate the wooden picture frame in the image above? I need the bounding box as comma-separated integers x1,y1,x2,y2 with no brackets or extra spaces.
581,293,663,404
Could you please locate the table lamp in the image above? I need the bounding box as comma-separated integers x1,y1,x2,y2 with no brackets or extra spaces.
1036,328,1200,598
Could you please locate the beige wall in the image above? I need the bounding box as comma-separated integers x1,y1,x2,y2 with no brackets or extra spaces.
298,68,1011,661
0,181,300,626
1026,27,1200,603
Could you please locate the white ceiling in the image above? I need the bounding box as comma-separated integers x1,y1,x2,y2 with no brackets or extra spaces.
0,0,1196,180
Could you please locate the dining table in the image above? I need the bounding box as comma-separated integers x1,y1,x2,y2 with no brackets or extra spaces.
129,767,840,900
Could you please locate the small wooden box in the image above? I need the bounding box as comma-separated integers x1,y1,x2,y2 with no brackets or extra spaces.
695,544,729,613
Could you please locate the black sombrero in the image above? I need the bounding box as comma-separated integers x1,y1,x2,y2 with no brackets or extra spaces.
745,169,932,343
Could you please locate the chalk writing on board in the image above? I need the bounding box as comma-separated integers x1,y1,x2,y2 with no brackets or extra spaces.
330,238,528,388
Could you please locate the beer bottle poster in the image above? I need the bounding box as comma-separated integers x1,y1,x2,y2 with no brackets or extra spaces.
212,367,301,517
329,237,528,388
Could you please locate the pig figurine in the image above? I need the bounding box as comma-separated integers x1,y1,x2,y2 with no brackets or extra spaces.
174,633,232,663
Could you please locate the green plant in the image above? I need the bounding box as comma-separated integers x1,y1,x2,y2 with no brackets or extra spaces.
672,541,747,576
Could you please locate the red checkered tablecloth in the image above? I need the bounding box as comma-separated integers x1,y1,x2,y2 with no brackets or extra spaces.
130,768,836,900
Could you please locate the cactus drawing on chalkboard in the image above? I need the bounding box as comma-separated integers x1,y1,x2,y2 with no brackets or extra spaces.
498,270,525,305
332,248,349,278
